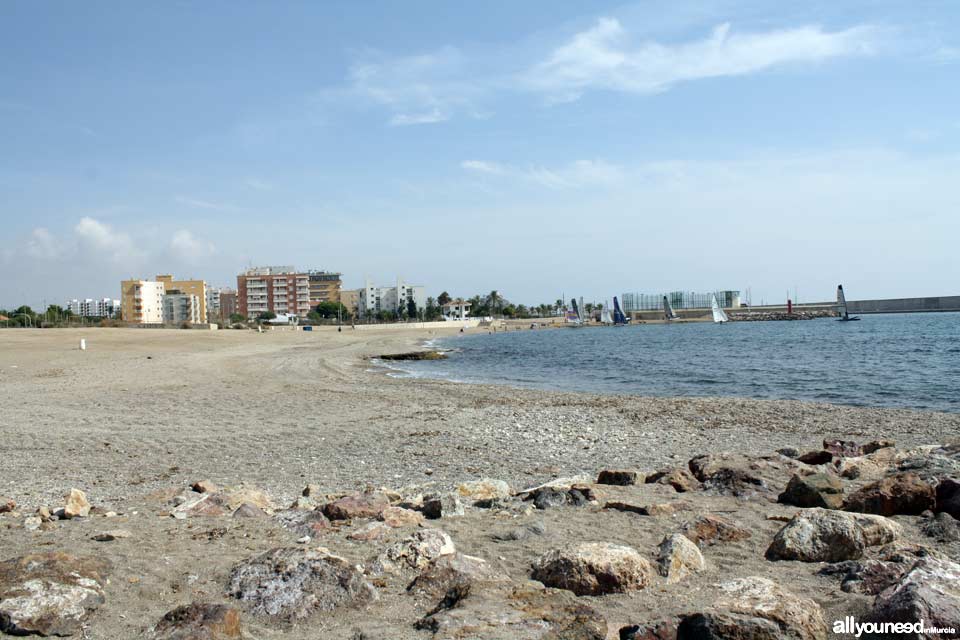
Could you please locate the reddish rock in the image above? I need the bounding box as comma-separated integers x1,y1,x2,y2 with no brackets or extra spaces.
322,493,390,521
379,506,424,528
232,503,268,518
867,556,960,635
681,514,752,547
596,469,640,486
797,450,833,466
823,439,860,457
191,480,220,494
150,602,242,639
645,468,700,493
860,439,895,455
407,553,509,597
0,497,14,514
347,522,391,541
844,473,935,516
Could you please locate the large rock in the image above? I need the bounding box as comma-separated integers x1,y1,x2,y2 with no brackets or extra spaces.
766,508,902,562
379,506,424,528
657,534,705,584
416,582,608,639
274,509,331,538
867,556,960,636
421,493,464,519
835,456,888,481
0,496,14,514
530,542,654,596
149,602,242,639
936,477,960,519
407,553,509,597
844,473,935,516
681,514,752,547
922,511,960,543
823,439,861,458
596,469,640,486
817,541,931,597
456,479,511,502
797,450,833,466
63,488,91,519
370,529,456,575
322,492,390,521
646,468,700,493
0,552,111,636
227,548,376,621
778,473,844,509
684,576,828,640
700,468,768,498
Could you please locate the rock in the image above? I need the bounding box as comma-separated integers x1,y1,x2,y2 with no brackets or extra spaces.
0,497,14,514
835,456,887,481
323,493,390,521
777,447,801,458
219,487,273,513
530,542,654,596
687,453,753,481
191,480,220,494
416,581,608,639
657,533,705,584
370,529,456,575
922,511,960,542
620,620,678,640
844,472,935,516
0,552,111,636
708,576,828,640
816,542,930,596
302,484,321,497
778,473,844,509
23,516,41,531
379,506,424,528
700,468,768,498
516,474,594,498
289,496,316,510
274,509,331,538
232,503,268,518
681,514,752,547
936,477,960,519
596,469,640,486
860,439,895,455
421,493,464,519
456,479,511,502
678,612,783,639
149,602,242,639
823,439,861,458
867,556,960,635
604,501,686,517
490,521,546,542
227,548,376,621
347,522,391,541
63,488,91,519
645,468,700,493
766,508,902,562
407,553,509,597
527,486,591,510
172,493,229,518
91,529,131,542
797,450,833,466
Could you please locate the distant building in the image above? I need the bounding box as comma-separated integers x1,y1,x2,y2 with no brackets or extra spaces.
205,286,236,323
621,290,741,312
218,289,237,322
358,278,426,318
307,271,342,306
120,280,165,323
163,291,202,324
441,299,471,320
156,275,208,321
66,298,120,318
339,289,360,316
236,266,310,319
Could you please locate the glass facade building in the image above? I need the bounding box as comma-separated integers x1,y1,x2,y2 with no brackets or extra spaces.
622,290,740,312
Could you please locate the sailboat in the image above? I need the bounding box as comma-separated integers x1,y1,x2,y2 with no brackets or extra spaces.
612,296,629,325
565,298,585,327
836,285,860,321
600,307,613,325
663,295,678,322
711,295,729,324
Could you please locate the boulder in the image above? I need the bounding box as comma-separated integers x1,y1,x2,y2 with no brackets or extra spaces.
421,493,464,519
0,497,14,514
416,581,608,639
681,514,752,547
456,479,511,502
173,493,229,518
63,488,91,519
274,509,331,538
525,486,593,510
709,576,827,640
936,477,960,519
657,533,705,584
227,548,376,621
596,470,640,486
407,553,509,597
816,541,931,596
530,542,655,596
191,480,220,494
490,521,546,542
835,456,888,481
867,556,960,635
620,620,678,640
922,511,960,543
322,493,390,521
844,473,935,516
379,506,424,528
823,439,860,458
778,473,844,509
232,503,268,518
645,468,700,493
370,529,456,575
0,552,111,636
678,612,783,639
688,453,754,481
347,522,391,541
149,602,242,639
766,508,902,562
797,450,833,466
860,439,895,455
700,468,768,498
777,447,801,458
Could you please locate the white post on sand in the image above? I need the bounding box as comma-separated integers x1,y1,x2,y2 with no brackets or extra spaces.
79,338,86,351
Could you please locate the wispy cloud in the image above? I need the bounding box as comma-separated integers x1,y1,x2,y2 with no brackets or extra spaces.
170,229,216,261
245,179,274,191
461,158,624,189
24,228,62,260
174,196,237,212
461,160,506,175
75,217,141,262
524,19,883,101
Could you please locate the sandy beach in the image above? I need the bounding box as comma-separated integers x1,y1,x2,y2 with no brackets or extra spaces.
1,328,958,638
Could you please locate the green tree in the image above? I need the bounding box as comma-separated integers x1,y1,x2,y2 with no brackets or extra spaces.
229,313,246,323
406,297,418,320
313,301,351,321
256,310,276,321
437,291,451,306
424,297,441,321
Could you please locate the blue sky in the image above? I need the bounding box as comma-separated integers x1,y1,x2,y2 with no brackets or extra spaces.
2,1,958,308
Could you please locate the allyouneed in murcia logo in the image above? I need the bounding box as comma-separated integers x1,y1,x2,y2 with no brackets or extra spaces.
833,616,957,637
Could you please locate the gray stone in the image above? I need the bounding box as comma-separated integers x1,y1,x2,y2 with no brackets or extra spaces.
936,477,960,519
657,533,705,584
530,542,654,596
422,493,464,519
407,553,509,597
149,602,242,639
778,473,844,509
370,529,456,575
766,508,901,562
868,556,960,635
922,511,960,543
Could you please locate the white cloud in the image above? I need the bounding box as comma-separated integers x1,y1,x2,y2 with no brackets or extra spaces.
174,196,236,212
74,217,140,261
390,109,449,126
170,230,216,261
24,228,63,260
245,179,273,191
461,158,624,189
525,19,881,100
461,160,506,175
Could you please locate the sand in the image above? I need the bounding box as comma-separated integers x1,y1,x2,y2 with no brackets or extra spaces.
0,327,957,638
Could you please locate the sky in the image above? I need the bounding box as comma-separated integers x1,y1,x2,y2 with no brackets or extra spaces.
2,1,959,309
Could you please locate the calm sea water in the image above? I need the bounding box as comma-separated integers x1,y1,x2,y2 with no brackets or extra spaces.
387,313,960,413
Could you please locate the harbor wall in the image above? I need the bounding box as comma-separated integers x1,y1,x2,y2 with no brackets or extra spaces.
846,295,960,314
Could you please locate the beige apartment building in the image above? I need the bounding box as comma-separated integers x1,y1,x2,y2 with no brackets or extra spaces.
120,279,165,323
339,289,360,316
156,275,208,321
307,271,342,305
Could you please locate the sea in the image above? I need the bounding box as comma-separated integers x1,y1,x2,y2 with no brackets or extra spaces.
383,313,960,413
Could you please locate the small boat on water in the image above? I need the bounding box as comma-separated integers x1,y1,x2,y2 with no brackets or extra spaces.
711,295,729,324
663,295,678,322
836,285,860,321
613,296,630,325
565,298,586,327
600,307,613,325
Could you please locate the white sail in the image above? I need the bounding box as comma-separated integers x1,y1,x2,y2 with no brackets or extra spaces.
836,285,848,319
663,295,678,320
711,295,729,323
600,309,613,324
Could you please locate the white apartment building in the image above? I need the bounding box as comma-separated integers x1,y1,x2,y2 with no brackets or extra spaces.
358,277,427,318
121,280,165,324
66,298,121,318
163,293,202,324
